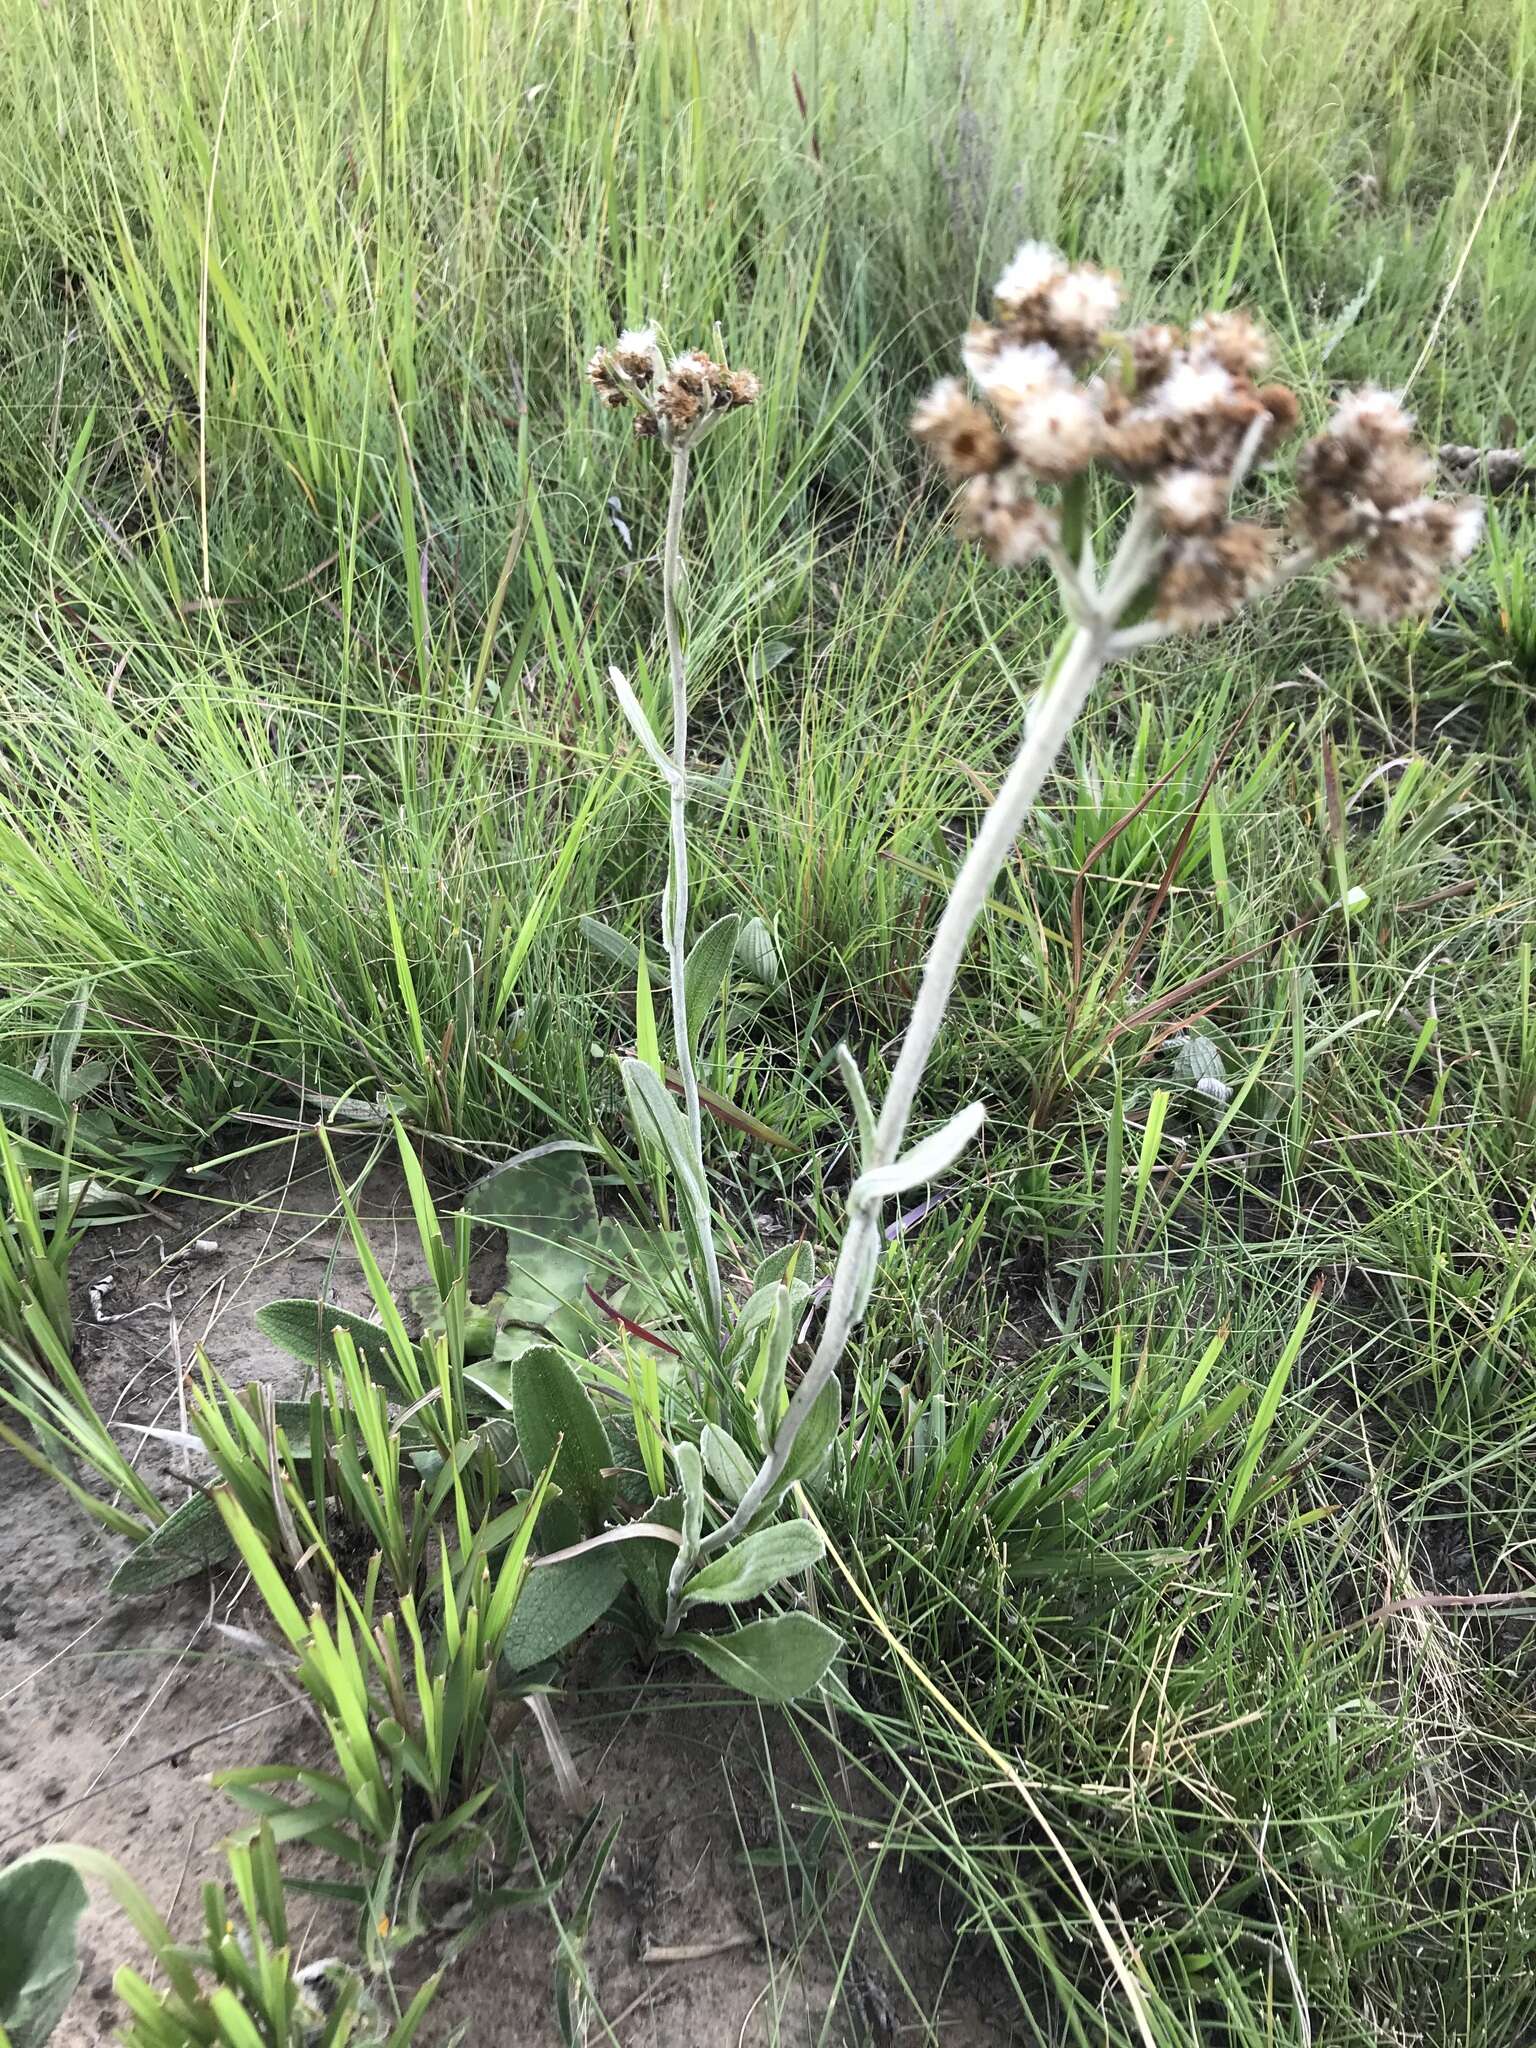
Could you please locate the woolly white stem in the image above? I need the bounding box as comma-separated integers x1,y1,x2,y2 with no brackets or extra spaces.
1098,493,1162,616
691,616,1114,1572
1043,527,1097,624
663,445,702,1162
659,444,723,1346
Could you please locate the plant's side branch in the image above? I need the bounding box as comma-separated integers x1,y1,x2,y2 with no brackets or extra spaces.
1106,543,1320,658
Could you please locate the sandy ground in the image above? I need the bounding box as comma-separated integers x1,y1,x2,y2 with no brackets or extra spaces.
0,1142,1009,2044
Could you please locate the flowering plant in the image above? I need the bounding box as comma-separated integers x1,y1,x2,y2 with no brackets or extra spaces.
568,256,1484,1691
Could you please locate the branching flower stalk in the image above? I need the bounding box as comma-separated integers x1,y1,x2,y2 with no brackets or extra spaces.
698,242,1486,1565
588,331,760,1348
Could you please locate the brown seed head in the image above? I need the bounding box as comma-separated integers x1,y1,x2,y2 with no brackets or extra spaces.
956,474,1057,568
586,347,627,408
1189,310,1270,378
1102,410,1174,480
654,377,705,436
911,377,1006,478
1255,383,1301,453
1335,540,1442,625
1152,468,1231,537
1155,521,1276,631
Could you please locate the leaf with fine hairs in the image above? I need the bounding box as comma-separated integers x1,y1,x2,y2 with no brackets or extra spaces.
0,1854,88,2048
678,1613,842,1702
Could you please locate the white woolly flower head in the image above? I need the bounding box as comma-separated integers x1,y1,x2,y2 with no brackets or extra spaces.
972,340,1068,413
1330,387,1414,442
994,238,1065,309
612,326,665,384
1154,357,1236,419
1046,266,1122,334
1449,498,1485,563
1153,467,1229,536
1004,382,1103,480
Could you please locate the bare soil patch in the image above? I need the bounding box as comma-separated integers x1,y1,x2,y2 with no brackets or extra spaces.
1,1143,1006,2044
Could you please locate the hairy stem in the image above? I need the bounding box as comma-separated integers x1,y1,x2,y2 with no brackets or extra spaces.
694,614,1117,1568
659,444,724,1345
662,446,700,1157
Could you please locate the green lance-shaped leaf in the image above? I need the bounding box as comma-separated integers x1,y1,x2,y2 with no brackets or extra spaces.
619,1059,720,1331
835,1044,876,1163
681,915,740,1049
699,1424,758,1505
744,1283,798,1444
49,981,91,1102
765,1378,842,1498
679,1519,824,1609
508,1346,614,1542
678,1613,842,1703
579,916,642,973
606,663,678,784
0,1854,88,2048
109,1491,231,1597
0,1065,68,1127
673,1440,705,1555
620,1493,684,1625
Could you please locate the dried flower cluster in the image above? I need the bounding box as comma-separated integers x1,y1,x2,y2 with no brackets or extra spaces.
587,326,759,449
912,238,1483,635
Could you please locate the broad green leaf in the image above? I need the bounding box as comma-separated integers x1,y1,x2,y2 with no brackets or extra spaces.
0,1854,87,2048
508,1347,614,1540
753,1242,814,1293
680,1520,824,1609
734,917,782,989
464,1326,551,1409
682,915,740,1048
678,1613,841,1702
255,1301,414,1402
109,1492,231,1597
466,1148,599,1323
497,1550,626,1673
467,1145,597,1238
699,1424,757,1505
0,1065,68,1128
